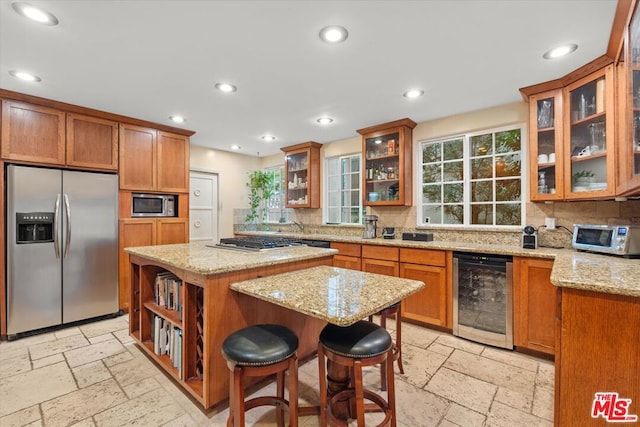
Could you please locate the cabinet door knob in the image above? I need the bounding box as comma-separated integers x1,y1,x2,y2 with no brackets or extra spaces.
194,220,201,228
193,189,201,197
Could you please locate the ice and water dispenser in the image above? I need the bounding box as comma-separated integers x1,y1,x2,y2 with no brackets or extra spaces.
16,212,54,243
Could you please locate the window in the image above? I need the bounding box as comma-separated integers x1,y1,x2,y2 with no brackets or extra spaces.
325,154,363,224
419,125,524,227
264,166,293,223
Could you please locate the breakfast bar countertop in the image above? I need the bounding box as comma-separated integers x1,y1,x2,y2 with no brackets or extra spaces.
230,265,425,326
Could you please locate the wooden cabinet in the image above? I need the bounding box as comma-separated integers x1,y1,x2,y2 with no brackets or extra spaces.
119,124,189,192
358,118,416,206
1,100,118,171
616,1,640,196
513,257,556,355
529,90,565,200
331,242,361,270
281,141,321,208
399,248,450,328
564,66,616,199
66,113,118,170
361,245,399,276
555,289,639,426
118,218,188,310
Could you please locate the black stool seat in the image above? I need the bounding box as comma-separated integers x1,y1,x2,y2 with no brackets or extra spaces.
320,320,392,358
222,324,298,366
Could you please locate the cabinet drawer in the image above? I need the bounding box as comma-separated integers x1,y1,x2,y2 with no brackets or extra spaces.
331,242,361,257
399,248,446,267
362,245,398,261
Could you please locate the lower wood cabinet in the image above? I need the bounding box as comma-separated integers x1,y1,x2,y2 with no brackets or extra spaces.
399,248,450,328
331,242,361,270
361,245,399,276
119,218,188,311
513,257,556,355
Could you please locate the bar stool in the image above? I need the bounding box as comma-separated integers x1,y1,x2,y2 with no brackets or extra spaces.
222,324,299,427
317,320,396,427
368,302,403,391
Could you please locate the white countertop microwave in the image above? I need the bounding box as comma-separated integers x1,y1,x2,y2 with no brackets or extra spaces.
572,224,640,258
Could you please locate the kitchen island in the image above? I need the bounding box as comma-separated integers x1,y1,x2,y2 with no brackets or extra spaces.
125,242,338,409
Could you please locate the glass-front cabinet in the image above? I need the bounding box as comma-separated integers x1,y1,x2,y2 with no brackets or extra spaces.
529,90,564,201
281,141,321,208
617,1,640,195
563,66,615,199
357,118,416,206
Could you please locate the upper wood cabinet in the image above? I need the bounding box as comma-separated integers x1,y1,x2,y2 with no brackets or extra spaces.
67,113,118,170
616,0,640,196
1,100,118,171
119,124,189,193
358,118,416,206
281,141,321,208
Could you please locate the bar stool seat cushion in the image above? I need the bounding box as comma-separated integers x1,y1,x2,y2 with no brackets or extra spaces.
222,324,299,366
320,320,392,358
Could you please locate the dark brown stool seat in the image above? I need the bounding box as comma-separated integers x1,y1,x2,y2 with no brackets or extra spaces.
369,301,403,391
318,320,396,427
222,324,299,427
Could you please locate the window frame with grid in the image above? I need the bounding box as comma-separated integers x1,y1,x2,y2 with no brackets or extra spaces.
324,154,363,225
264,165,293,224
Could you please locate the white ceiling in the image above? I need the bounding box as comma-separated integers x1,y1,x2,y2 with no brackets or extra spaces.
0,0,618,157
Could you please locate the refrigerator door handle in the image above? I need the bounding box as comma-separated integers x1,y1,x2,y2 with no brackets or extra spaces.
54,194,61,259
64,194,71,259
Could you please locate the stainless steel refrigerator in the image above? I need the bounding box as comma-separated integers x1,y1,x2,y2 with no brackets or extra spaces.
6,164,119,337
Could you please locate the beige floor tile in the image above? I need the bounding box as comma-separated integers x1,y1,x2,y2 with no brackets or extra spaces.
108,357,159,388
444,403,486,427
425,367,497,413
395,343,448,388
29,334,89,360
72,360,112,388
0,404,40,427
64,338,125,368
0,342,29,362
485,401,552,427
159,413,199,426
32,352,65,369
41,378,126,426
494,386,533,413
89,333,115,344
536,362,555,390
0,361,76,417
112,329,134,345
444,350,536,395
480,346,540,372
532,385,554,421
122,377,162,399
79,317,129,339
24,420,43,427
394,379,449,426
93,388,185,427
426,342,455,357
102,350,134,368
401,322,441,349
69,418,97,426
55,327,83,339
0,354,32,379
433,335,485,355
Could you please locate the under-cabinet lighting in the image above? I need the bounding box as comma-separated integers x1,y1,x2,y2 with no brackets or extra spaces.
543,44,578,59
9,70,41,82
12,2,59,25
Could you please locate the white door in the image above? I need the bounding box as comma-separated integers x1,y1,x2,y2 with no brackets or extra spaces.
189,170,219,242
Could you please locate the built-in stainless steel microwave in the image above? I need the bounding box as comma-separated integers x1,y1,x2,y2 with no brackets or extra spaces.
131,193,176,217
572,224,640,257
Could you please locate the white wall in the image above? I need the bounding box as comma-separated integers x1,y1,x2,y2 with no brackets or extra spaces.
190,145,260,237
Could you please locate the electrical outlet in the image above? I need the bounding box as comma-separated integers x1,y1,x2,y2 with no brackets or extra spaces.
545,217,556,230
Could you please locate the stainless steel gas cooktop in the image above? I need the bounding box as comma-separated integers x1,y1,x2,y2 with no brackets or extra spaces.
207,236,330,252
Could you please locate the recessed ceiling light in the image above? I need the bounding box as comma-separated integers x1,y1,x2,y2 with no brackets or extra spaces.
261,135,276,142
215,82,237,93
316,116,334,125
319,26,348,43
12,2,58,25
543,44,578,59
169,115,186,123
8,70,41,82
403,89,424,99
231,145,241,150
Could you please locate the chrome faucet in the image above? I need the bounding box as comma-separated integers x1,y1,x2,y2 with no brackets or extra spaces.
293,220,304,233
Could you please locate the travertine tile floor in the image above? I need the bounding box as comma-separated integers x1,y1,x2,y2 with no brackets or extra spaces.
0,315,554,426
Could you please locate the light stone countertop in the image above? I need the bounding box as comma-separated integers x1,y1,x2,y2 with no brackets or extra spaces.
124,241,337,276
230,265,425,326
238,231,640,298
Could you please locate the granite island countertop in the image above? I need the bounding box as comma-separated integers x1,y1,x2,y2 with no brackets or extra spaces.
124,241,337,276
237,231,640,297
230,265,425,326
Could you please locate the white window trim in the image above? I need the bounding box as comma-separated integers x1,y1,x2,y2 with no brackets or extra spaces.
414,122,527,230
323,153,363,225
